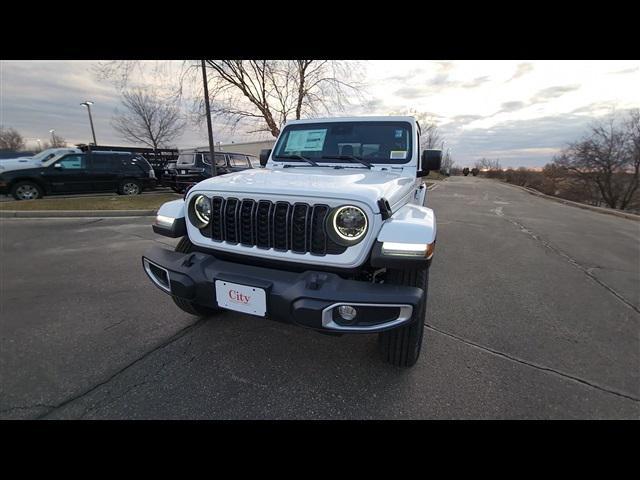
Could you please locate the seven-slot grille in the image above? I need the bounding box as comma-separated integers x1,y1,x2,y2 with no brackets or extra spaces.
202,197,347,255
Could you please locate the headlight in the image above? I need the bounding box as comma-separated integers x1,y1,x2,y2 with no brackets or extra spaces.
327,205,368,245
189,194,211,229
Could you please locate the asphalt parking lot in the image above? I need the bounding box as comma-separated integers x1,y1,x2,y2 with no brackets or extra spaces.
0,176,638,419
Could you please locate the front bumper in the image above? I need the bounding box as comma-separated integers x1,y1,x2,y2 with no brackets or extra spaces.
142,245,423,333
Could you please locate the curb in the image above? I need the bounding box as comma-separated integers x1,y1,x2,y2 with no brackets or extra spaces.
0,209,156,218
500,182,640,221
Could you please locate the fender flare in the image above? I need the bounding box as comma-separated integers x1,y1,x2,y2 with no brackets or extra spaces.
376,203,436,244
153,199,187,238
371,203,436,268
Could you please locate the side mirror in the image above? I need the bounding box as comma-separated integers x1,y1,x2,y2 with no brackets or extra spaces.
421,149,442,173
259,149,272,167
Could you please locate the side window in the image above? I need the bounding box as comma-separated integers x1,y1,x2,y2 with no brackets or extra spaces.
57,155,86,170
91,155,116,171
229,154,249,167
214,153,226,166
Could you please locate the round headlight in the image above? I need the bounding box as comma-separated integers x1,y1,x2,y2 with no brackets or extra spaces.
191,194,211,228
329,205,368,244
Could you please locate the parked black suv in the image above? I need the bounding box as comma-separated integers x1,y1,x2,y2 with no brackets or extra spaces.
0,151,156,200
173,148,254,192
160,160,180,192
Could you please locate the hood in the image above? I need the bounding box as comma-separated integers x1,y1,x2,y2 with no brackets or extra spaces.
194,167,416,211
0,157,42,172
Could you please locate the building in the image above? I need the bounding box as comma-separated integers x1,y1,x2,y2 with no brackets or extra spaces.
202,140,276,158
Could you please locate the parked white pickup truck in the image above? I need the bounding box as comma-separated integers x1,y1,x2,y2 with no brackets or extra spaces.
0,147,80,173
142,116,441,366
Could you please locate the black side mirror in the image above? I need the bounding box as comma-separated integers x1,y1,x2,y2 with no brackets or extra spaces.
259,149,272,167
421,149,442,172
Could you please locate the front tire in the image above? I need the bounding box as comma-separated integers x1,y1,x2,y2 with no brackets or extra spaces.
11,181,43,200
377,268,428,367
171,237,221,316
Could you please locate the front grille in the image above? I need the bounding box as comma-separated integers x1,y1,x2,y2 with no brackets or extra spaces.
205,197,347,256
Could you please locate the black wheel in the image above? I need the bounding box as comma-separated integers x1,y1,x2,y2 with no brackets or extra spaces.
171,237,220,316
377,268,428,367
118,179,142,195
11,181,43,200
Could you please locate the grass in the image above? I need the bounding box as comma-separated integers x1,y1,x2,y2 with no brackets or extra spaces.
0,193,182,211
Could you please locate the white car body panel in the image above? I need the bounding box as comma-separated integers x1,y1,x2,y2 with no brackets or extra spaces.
193,168,416,214
156,199,186,219
376,204,436,245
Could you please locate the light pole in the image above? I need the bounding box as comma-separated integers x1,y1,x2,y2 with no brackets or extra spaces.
49,129,55,146
201,60,217,177
80,101,97,145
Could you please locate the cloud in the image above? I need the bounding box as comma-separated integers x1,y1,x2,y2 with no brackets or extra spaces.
530,84,581,104
500,101,527,112
440,113,605,168
393,86,429,99
462,76,490,88
571,101,617,115
609,66,639,74
383,67,425,82
452,114,484,123
507,62,534,82
435,62,455,73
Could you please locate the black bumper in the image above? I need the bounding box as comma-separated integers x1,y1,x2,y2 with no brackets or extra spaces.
142,245,423,333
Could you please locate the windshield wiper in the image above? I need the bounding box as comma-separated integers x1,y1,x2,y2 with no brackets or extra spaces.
320,155,372,169
275,155,319,167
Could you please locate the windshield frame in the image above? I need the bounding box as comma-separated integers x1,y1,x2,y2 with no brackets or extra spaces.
272,121,414,166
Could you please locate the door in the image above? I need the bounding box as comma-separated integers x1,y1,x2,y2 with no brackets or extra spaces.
88,153,121,192
42,154,90,193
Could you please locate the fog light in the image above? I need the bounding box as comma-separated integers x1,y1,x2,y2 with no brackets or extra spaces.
338,305,357,321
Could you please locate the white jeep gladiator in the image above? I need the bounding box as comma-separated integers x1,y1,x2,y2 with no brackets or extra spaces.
142,116,441,367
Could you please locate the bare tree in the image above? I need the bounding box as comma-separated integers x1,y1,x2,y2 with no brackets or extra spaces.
387,109,444,151
200,60,364,137
112,89,186,150
440,150,454,173
422,122,443,149
475,158,501,171
50,132,67,148
554,109,640,210
0,126,26,150
95,60,364,139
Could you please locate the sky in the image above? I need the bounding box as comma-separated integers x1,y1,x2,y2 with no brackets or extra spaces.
1,60,639,167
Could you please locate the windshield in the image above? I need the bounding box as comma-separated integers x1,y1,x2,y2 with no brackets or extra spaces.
31,148,62,162
272,121,413,165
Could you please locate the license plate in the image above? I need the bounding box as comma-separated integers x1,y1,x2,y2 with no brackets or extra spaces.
215,280,267,317
181,170,187,174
